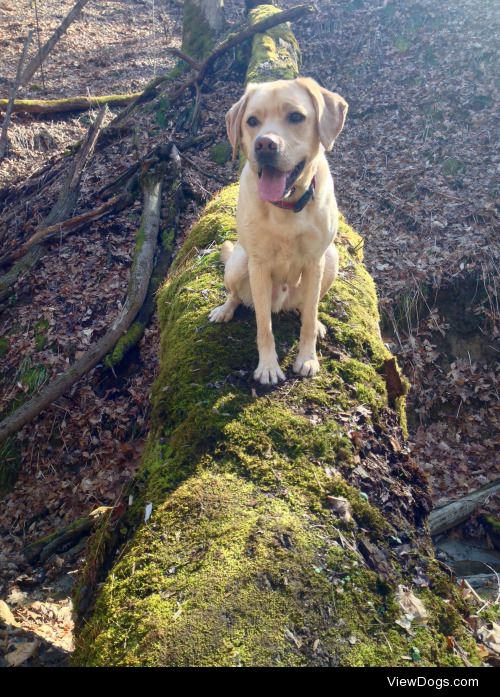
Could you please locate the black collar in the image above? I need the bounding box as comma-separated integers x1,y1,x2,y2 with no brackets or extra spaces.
270,176,316,213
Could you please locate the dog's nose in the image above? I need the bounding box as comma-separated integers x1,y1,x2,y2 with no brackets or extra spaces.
255,136,279,153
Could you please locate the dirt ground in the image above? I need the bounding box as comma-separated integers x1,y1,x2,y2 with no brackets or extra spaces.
0,0,498,667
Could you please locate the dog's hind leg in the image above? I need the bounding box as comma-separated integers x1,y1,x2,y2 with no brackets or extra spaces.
209,241,248,323
316,243,339,338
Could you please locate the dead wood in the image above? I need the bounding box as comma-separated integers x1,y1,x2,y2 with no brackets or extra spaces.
0,32,33,160
107,3,312,132
0,191,135,269
24,506,111,564
0,149,174,445
429,479,500,536
20,0,91,88
0,93,142,115
105,148,182,368
0,107,106,304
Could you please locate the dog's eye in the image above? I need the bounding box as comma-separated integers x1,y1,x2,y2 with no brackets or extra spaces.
247,116,259,127
288,112,306,124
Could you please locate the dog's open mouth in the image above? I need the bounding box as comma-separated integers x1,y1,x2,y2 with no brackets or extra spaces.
257,160,305,202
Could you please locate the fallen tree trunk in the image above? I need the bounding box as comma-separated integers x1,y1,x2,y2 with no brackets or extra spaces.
429,479,500,536
73,4,480,668
0,93,142,115
104,167,182,369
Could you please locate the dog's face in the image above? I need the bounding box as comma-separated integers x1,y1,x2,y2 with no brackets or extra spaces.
226,77,348,202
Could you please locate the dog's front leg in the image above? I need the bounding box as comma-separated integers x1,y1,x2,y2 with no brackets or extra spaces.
294,258,324,377
249,260,285,385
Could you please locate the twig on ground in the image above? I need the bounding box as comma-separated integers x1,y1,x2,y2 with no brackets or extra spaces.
0,107,107,303
0,147,178,445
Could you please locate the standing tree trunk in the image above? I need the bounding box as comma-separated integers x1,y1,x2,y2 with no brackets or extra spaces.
182,0,225,60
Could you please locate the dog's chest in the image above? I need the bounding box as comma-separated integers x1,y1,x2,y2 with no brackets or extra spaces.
260,217,329,274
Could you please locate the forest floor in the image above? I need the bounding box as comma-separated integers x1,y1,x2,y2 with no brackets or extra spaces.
0,0,498,667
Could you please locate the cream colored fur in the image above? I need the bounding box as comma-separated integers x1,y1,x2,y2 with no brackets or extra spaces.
209,78,348,385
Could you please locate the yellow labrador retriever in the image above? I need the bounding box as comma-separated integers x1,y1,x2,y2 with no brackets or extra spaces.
209,77,348,385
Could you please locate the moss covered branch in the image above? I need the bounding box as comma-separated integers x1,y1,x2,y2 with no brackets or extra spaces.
0,93,142,115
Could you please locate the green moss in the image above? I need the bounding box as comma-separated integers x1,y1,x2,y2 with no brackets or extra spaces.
442,157,465,177
209,142,232,165
154,96,171,128
0,437,21,495
246,6,301,83
0,360,48,493
73,11,479,668
0,94,141,113
170,183,238,271
0,337,8,358
105,322,144,369
34,319,49,351
161,226,175,252
481,514,500,534
394,37,411,53
181,2,217,61
20,364,48,393
73,184,478,667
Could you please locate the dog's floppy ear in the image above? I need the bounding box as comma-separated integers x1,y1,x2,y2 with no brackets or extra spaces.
297,77,348,151
226,93,249,160
226,85,257,159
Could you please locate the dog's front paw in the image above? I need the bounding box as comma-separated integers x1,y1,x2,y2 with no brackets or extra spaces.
293,353,320,377
254,358,285,385
209,302,235,323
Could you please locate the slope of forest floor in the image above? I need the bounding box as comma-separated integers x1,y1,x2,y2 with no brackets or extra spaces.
0,0,498,666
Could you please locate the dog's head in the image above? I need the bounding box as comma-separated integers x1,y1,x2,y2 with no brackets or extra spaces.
226,77,348,202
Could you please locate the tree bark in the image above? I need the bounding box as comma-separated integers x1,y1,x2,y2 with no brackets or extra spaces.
429,479,500,536
0,32,32,159
182,0,225,60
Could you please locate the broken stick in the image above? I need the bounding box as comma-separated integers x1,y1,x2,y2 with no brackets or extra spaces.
0,147,178,445
0,32,33,160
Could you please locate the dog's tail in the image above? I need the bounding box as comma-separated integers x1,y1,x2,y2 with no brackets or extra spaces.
220,240,234,265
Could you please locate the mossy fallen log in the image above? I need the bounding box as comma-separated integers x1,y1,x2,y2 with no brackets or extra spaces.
73,4,480,668
74,185,480,667
246,4,301,82
0,93,142,115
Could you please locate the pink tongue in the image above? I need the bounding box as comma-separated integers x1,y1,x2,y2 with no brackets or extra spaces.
258,166,287,202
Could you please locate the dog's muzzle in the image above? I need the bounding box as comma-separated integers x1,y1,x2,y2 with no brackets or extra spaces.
254,135,281,167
